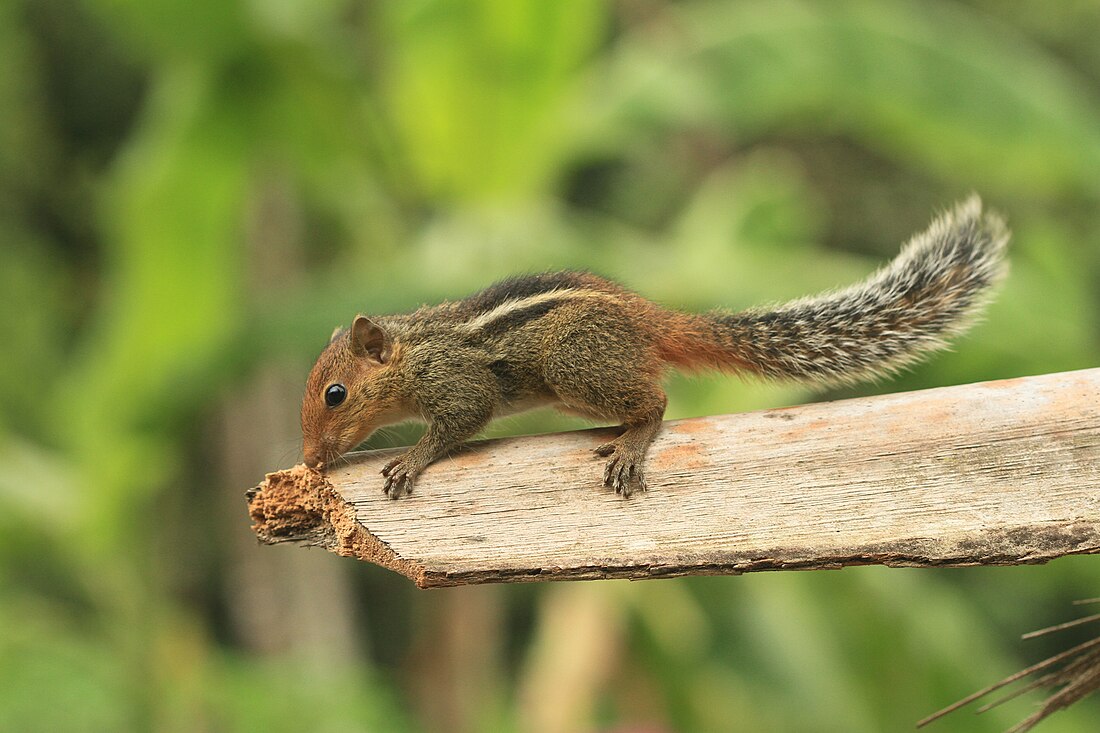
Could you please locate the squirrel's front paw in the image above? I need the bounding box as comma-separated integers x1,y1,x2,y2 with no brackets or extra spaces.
381,455,417,499
595,441,647,498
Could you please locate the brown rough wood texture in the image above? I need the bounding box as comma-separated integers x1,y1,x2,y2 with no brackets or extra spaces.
247,369,1100,588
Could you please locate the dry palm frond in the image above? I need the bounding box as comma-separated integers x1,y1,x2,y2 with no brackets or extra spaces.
918,604,1100,732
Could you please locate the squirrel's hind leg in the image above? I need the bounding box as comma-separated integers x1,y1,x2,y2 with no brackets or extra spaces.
541,312,668,497
545,361,667,497
592,396,666,497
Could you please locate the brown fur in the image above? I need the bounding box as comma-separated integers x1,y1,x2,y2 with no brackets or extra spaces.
302,198,1008,498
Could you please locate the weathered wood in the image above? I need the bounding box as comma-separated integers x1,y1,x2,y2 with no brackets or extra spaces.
247,369,1100,588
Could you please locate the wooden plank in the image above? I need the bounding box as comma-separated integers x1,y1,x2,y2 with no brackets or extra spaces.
247,369,1100,588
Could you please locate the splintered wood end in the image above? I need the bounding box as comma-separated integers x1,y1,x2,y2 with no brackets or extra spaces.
247,464,427,585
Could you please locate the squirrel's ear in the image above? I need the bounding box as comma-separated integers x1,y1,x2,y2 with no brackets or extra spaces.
330,326,344,343
350,315,390,363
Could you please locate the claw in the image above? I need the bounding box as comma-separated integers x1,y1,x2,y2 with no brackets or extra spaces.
381,457,416,499
601,448,647,498
381,457,402,477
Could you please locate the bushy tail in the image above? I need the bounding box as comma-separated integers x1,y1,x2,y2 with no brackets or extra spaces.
661,197,1009,384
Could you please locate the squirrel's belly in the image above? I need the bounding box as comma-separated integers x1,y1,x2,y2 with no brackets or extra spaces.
495,393,560,418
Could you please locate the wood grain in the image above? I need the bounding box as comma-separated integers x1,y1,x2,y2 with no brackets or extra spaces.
248,369,1100,588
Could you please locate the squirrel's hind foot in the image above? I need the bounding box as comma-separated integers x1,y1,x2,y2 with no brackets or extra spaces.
596,440,648,498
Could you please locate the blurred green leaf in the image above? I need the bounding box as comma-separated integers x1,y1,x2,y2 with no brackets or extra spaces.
597,0,1100,197
376,0,606,200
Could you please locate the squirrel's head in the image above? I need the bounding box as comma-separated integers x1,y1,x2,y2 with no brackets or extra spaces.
301,315,397,468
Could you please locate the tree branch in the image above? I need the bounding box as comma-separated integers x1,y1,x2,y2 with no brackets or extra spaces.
248,369,1100,588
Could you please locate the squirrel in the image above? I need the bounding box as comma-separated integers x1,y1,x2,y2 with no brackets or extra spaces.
301,197,1008,499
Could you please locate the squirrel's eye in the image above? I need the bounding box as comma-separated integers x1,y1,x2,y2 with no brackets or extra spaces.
324,383,347,407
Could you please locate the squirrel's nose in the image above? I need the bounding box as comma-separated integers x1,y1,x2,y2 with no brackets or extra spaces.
303,445,325,469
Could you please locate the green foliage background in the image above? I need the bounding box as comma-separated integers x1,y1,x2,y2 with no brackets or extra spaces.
2,1,1100,731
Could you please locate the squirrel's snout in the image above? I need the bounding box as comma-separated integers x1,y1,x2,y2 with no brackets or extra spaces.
303,443,326,469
